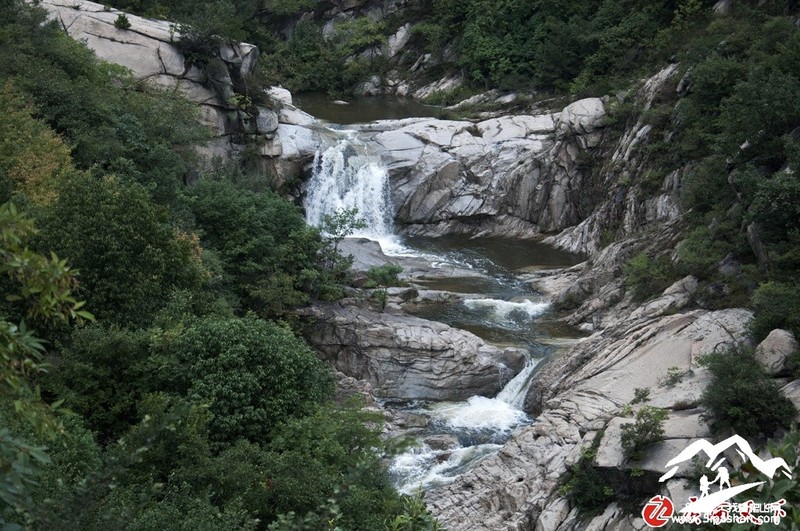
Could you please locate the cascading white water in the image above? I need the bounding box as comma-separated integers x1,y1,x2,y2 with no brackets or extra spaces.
303,132,551,495
305,137,398,246
391,360,539,494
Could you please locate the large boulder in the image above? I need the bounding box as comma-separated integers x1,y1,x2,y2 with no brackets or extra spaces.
755,329,798,376
304,304,523,401
360,98,613,239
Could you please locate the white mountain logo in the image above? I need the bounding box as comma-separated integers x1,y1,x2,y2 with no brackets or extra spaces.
658,435,792,515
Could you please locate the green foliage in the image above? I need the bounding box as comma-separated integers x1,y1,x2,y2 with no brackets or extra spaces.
43,325,153,443
365,264,405,289
0,1,207,207
321,207,367,253
256,17,386,95
0,3,407,529
560,443,614,516
729,428,800,527
185,177,324,316
0,202,90,527
0,83,75,206
114,13,132,30
620,406,667,460
750,281,800,342
387,494,442,531
631,387,650,404
36,173,204,327
262,0,316,17
158,316,334,446
700,345,797,437
623,252,677,301
660,366,691,387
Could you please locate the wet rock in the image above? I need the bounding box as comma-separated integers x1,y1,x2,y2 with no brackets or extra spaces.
755,329,798,376
304,304,522,401
424,434,460,451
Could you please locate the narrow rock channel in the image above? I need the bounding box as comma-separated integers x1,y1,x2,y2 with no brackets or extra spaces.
302,129,585,495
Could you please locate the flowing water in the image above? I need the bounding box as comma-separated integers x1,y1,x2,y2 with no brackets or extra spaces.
304,134,583,494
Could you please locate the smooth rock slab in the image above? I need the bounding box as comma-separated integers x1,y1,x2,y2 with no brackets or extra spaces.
305,304,522,401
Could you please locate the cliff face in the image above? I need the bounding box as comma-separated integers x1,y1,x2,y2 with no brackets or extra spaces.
37,0,279,164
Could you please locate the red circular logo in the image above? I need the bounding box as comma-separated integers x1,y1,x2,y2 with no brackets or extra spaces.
642,495,675,527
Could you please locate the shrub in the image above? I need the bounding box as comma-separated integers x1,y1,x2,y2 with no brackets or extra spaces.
623,252,677,301
750,281,800,341
114,13,131,30
620,406,668,460
364,264,404,289
560,446,615,516
700,345,797,437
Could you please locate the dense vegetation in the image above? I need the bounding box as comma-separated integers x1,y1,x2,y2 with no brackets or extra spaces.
2,0,799,527
0,1,435,528
700,346,797,438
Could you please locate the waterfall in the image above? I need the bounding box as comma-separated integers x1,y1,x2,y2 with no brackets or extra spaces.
305,137,396,243
496,360,538,408
304,134,551,494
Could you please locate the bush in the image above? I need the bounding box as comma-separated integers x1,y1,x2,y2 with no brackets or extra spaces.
114,13,131,30
623,252,677,301
750,281,800,341
560,446,615,516
700,345,797,437
620,406,668,460
364,264,404,289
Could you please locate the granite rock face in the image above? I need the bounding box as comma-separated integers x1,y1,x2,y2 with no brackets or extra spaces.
38,0,284,165
427,307,752,530
304,303,523,401
354,99,606,238
755,329,798,376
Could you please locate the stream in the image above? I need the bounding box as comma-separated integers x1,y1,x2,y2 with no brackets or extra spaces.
302,116,583,495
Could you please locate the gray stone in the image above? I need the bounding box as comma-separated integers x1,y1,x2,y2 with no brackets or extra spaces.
781,380,800,422
265,86,293,106
304,304,522,401
385,23,412,58
755,329,798,376
255,108,279,134
424,434,460,451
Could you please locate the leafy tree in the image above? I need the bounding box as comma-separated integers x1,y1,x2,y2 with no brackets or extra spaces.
156,316,334,446
36,173,205,327
186,177,323,316
0,83,75,206
0,202,91,527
